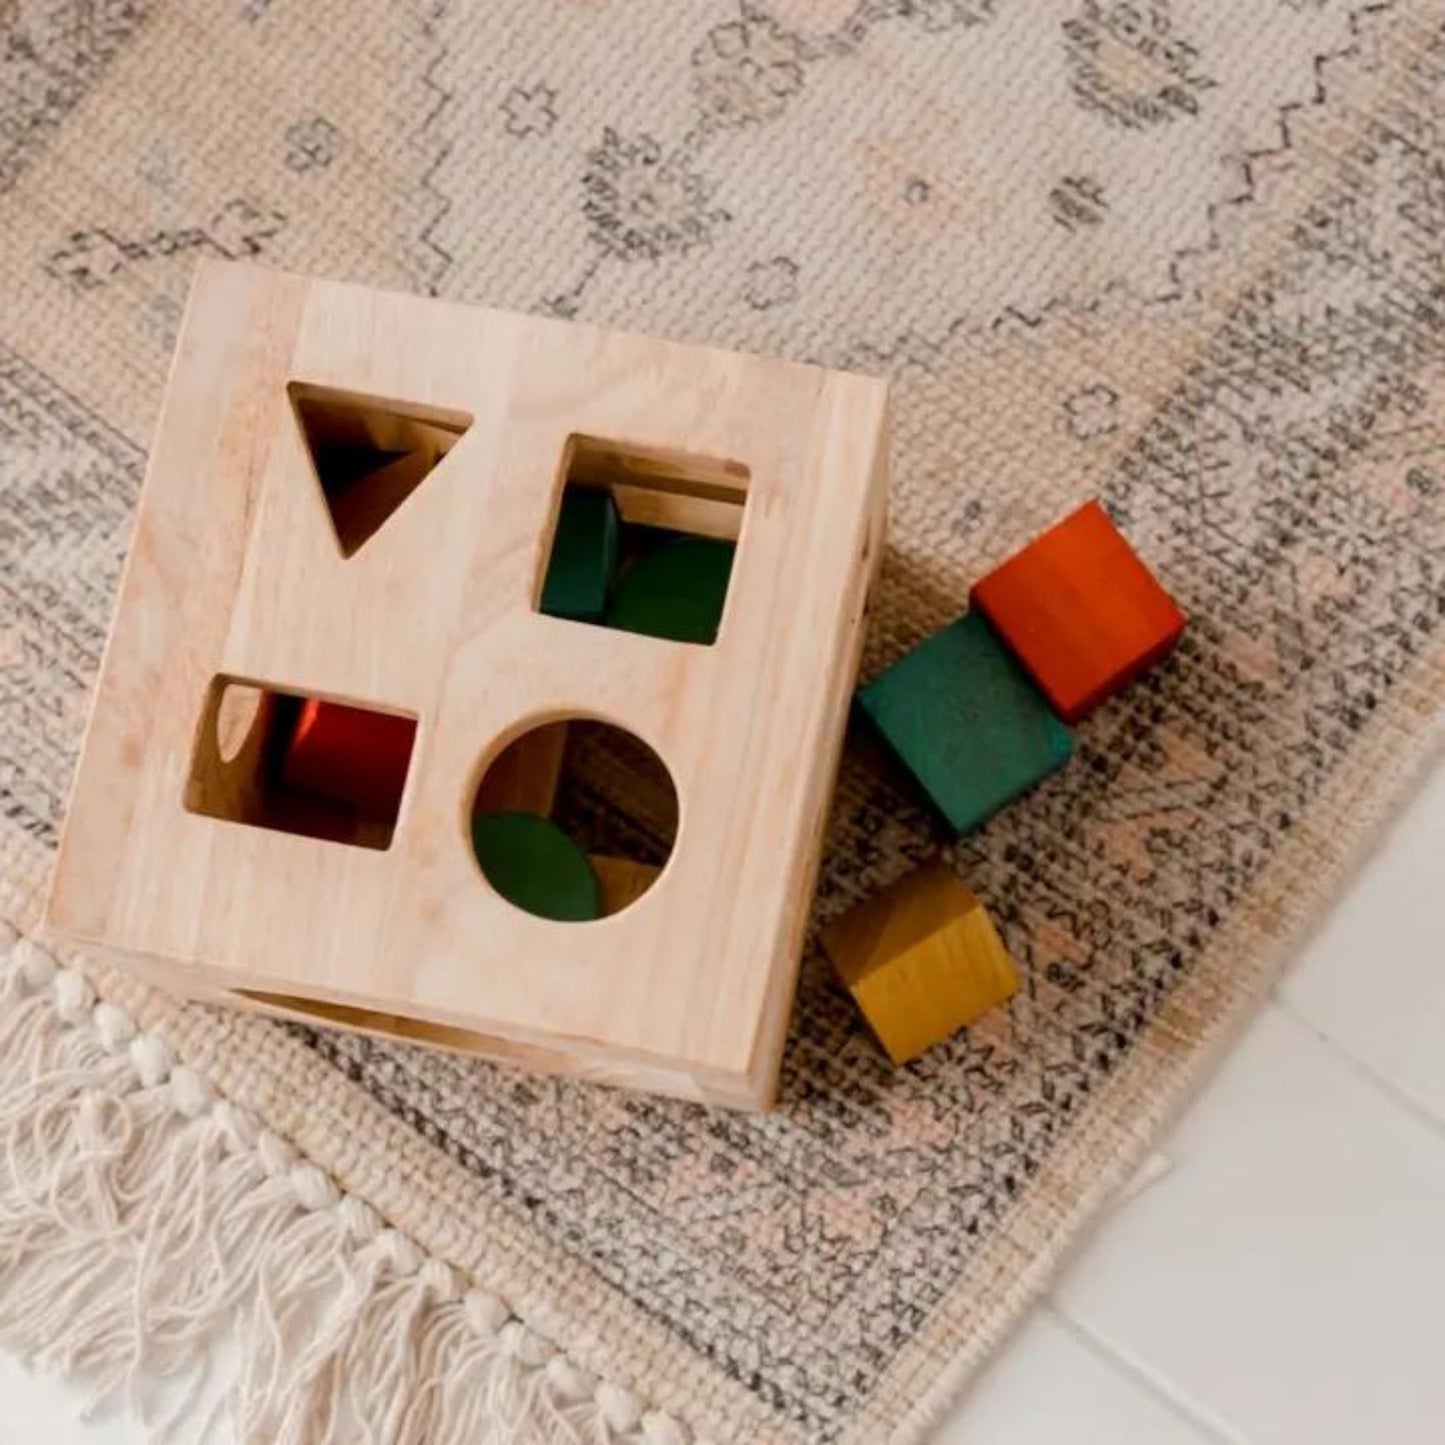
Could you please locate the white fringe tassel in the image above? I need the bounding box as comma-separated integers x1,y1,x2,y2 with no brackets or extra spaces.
0,925,695,1445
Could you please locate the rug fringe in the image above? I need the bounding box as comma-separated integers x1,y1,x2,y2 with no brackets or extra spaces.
0,924,693,1445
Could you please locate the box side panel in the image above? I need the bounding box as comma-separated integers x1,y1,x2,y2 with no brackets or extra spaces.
89,940,745,1107
46,261,310,946
729,377,891,1098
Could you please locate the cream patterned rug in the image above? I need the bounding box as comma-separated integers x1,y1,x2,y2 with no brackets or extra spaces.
2,2,1443,1441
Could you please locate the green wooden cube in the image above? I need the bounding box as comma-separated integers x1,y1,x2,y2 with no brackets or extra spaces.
540,488,619,621
857,611,1073,835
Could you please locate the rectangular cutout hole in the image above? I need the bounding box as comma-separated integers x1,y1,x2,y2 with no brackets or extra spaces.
537,434,749,645
184,676,418,850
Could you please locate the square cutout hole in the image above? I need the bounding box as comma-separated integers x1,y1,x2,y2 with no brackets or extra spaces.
537,435,749,645
184,676,417,850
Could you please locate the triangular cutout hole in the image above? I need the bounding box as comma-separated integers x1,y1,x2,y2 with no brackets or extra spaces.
288,382,472,558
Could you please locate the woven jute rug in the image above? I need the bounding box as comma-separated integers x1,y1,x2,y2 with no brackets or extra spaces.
2,2,1443,1441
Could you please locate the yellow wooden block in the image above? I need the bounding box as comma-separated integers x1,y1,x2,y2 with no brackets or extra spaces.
821,864,1019,1064
589,855,661,915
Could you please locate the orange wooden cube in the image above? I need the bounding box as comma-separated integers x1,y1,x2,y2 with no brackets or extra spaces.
970,501,1185,723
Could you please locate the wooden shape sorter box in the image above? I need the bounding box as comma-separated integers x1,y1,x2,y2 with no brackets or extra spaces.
45,261,891,1111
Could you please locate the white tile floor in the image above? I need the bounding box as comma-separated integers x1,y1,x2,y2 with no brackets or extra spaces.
3,747,1441,1443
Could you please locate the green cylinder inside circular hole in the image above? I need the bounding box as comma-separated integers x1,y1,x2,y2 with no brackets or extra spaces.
471,811,602,922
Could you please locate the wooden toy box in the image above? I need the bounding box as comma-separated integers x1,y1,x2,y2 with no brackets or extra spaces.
44,262,890,1110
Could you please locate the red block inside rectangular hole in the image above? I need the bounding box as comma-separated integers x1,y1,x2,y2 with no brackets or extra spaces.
185,678,417,850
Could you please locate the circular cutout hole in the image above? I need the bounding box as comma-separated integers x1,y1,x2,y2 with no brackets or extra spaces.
469,719,678,923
